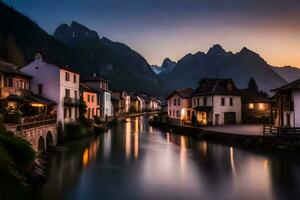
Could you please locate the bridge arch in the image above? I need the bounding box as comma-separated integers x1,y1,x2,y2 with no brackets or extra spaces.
46,131,54,148
38,136,45,152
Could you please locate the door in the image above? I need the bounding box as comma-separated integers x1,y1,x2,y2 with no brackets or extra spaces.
224,112,236,125
286,113,291,127
215,114,219,126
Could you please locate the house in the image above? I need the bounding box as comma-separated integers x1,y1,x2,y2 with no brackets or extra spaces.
81,75,112,120
20,53,80,126
167,88,193,124
124,92,131,113
137,95,145,112
0,58,56,123
240,89,271,123
145,96,159,111
80,83,100,120
111,91,127,117
129,93,139,112
189,79,241,126
271,79,300,127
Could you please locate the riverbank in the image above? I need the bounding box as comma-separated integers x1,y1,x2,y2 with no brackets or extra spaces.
150,120,300,152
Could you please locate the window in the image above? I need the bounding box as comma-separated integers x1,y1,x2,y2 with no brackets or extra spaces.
259,103,264,110
64,108,67,119
73,74,77,83
173,110,175,117
230,98,233,106
174,99,176,106
92,108,95,117
97,94,100,105
88,108,91,118
74,90,78,99
228,83,233,90
65,72,70,81
177,110,180,117
193,98,196,106
221,98,225,106
203,97,207,106
197,98,200,106
65,89,70,98
87,94,90,102
69,108,72,118
249,103,254,109
178,98,181,106
8,78,13,87
169,110,171,116
38,84,43,95
92,95,94,103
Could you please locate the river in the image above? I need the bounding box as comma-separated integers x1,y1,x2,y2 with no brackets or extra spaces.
37,116,300,200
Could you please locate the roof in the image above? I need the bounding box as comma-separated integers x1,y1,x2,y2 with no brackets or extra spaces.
3,93,56,105
167,88,194,100
191,78,240,96
271,79,300,92
81,75,108,82
80,83,97,93
0,58,32,79
240,89,270,103
80,82,111,93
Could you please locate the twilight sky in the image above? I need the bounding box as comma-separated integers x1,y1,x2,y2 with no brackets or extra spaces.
4,0,300,67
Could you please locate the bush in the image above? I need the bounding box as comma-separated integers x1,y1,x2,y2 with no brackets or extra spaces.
0,134,35,172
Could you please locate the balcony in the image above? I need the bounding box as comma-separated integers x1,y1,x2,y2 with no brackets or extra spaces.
64,97,81,106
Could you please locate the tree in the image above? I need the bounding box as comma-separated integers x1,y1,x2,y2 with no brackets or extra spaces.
247,77,258,92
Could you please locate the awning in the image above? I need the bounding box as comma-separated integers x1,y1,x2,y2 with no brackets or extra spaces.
2,94,56,106
192,106,212,112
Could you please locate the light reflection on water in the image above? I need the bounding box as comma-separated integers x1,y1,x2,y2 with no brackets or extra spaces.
37,116,300,200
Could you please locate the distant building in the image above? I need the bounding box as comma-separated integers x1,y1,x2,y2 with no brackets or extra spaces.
189,79,241,126
111,91,127,117
167,88,193,124
81,75,112,120
240,89,271,123
129,93,139,112
80,83,100,119
20,54,80,126
271,79,300,127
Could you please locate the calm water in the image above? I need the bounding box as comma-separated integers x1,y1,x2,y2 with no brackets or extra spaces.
37,116,300,200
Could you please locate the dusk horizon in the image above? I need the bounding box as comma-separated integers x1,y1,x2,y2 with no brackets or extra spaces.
4,0,300,67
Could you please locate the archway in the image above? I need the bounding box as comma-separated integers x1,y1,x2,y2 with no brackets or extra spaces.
46,132,54,148
38,137,45,152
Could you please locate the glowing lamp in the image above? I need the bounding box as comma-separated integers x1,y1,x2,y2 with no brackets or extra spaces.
31,103,45,107
259,103,264,110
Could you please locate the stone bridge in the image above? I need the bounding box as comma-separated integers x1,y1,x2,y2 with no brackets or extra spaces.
6,119,58,152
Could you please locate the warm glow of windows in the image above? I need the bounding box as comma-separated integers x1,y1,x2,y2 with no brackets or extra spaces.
249,103,254,109
259,103,264,110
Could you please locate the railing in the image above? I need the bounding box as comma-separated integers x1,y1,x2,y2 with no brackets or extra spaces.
263,124,300,137
64,97,81,105
6,118,57,132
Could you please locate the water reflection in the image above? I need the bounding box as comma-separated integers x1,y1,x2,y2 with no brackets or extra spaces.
38,116,300,200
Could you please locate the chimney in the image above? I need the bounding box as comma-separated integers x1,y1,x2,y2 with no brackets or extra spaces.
34,53,42,61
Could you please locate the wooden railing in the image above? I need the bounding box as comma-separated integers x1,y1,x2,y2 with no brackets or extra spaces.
64,97,80,105
263,124,300,137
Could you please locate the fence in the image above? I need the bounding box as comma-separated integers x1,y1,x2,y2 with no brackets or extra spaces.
263,124,300,137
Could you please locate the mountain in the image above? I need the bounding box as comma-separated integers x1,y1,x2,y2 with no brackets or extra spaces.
273,66,300,82
54,21,161,95
0,1,161,95
161,45,287,94
151,57,176,74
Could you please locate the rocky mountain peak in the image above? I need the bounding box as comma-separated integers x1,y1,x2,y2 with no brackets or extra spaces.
207,44,227,56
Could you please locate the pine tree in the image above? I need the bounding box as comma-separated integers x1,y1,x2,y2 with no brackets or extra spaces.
247,77,258,92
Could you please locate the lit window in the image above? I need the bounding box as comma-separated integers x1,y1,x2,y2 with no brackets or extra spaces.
249,103,254,109
259,103,264,110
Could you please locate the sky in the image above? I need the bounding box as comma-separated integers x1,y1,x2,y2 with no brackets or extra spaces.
3,0,300,67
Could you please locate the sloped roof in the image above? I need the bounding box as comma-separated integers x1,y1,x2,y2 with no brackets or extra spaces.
3,93,56,105
80,83,97,93
191,78,240,96
167,88,194,99
271,79,300,92
81,82,111,93
240,89,270,103
0,58,32,78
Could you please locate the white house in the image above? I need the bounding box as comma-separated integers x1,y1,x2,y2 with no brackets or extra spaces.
81,76,113,120
20,53,80,126
271,79,300,127
189,79,241,126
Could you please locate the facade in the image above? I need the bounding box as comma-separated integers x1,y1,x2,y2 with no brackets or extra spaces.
167,88,193,124
137,95,145,112
129,94,139,112
20,54,80,126
81,76,112,120
271,79,300,127
81,83,100,119
111,91,127,117
241,89,271,123
189,79,242,126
